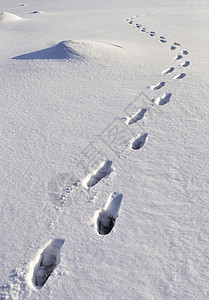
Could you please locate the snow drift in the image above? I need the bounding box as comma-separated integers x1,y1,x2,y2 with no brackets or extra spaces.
13,41,83,60
0,12,22,23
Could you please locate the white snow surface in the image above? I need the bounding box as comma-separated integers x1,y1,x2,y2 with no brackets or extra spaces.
0,0,209,299
0,11,22,22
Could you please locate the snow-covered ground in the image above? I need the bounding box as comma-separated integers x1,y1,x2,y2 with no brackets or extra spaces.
1,0,209,299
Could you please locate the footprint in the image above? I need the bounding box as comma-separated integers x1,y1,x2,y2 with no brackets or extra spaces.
174,54,183,60
154,93,172,106
96,192,123,235
181,61,190,67
131,133,148,150
129,21,133,24
162,67,175,74
173,73,186,80
160,39,167,43
30,11,44,14
150,81,165,90
149,31,156,37
160,36,166,40
182,50,189,55
174,42,181,46
33,239,65,288
141,27,146,32
170,46,177,50
126,108,147,125
82,160,113,188
135,24,142,28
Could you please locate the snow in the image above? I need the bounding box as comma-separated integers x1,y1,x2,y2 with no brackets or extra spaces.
0,12,22,23
0,0,209,299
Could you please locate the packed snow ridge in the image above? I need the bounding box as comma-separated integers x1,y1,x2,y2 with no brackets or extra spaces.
0,12,22,22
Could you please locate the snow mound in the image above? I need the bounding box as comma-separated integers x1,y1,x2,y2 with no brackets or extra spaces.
13,40,123,60
52,41,81,59
13,40,84,60
0,12,22,23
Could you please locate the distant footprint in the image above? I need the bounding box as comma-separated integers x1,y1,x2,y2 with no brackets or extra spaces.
160,36,166,40
96,192,123,235
30,11,44,14
129,20,133,24
126,108,147,125
149,31,156,37
131,133,148,150
150,81,165,90
174,54,183,61
173,73,186,80
174,42,181,46
82,160,113,188
135,24,142,28
154,93,172,106
181,61,190,67
160,39,167,43
182,50,189,55
162,67,175,75
33,239,65,288
170,46,177,50
141,27,146,32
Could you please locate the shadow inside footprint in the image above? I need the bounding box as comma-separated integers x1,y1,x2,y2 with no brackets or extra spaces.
150,81,165,90
131,133,148,150
174,73,186,80
174,55,183,61
155,93,172,106
182,50,189,55
98,215,115,235
162,67,175,74
181,61,190,67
